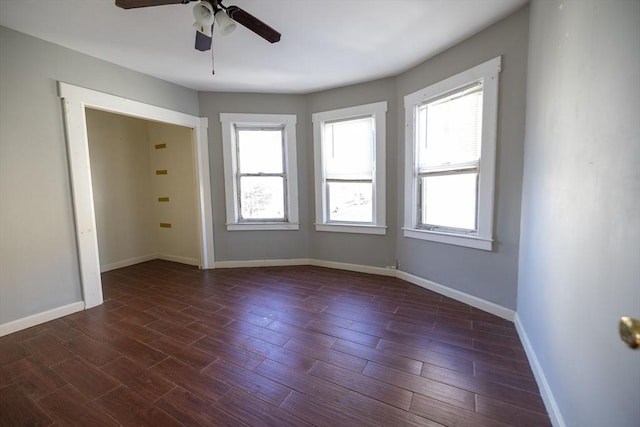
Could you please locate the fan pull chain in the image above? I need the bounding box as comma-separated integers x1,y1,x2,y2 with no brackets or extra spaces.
211,43,215,75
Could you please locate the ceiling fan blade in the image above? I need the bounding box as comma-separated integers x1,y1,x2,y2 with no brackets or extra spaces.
115,0,194,9
225,6,281,43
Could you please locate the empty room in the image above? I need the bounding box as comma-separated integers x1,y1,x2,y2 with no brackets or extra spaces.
0,0,638,426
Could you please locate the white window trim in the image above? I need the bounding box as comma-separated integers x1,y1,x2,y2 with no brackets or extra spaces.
403,57,501,251
220,113,299,231
312,101,387,235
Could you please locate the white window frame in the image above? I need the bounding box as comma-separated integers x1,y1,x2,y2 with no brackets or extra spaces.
312,101,387,235
220,113,299,231
403,57,501,251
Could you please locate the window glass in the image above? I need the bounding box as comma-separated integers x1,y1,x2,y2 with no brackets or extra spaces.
323,117,373,179
327,182,373,223
237,129,283,174
239,176,285,220
421,173,477,230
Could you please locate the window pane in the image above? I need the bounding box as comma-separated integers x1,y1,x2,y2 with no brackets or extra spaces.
323,117,373,179
418,84,483,169
421,172,477,230
327,182,372,223
240,176,285,220
237,129,283,173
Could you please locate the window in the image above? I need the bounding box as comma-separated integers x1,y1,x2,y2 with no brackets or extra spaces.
403,57,501,250
312,102,387,235
220,113,298,230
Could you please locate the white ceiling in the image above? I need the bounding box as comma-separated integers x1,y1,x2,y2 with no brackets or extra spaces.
0,0,527,94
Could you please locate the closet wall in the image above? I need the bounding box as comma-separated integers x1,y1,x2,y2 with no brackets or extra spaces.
86,108,198,271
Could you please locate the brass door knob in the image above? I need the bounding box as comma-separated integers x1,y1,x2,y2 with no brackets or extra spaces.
619,316,640,349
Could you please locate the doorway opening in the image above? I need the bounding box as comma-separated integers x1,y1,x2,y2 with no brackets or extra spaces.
59,82,214,309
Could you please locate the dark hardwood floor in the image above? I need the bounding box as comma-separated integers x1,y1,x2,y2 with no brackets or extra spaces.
0,260,551,426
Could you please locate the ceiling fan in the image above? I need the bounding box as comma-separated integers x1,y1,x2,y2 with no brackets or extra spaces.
115,0,281,55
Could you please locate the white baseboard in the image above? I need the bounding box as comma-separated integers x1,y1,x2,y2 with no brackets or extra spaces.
158,254,200,267
396,270,515,321
215,258,311,269
101,254,158,272
514,314,565,427
310,259,397,277
0,301,85,337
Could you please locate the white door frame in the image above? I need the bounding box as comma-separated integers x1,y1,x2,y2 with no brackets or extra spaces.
58,82,215,309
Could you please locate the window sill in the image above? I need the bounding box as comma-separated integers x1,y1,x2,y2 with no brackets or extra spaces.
402,228,493,251
315,224,387,235
227,222,299,231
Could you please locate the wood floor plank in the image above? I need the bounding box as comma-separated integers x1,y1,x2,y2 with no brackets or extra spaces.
11,359,66,400
101,356,176,403
214,387,312,427
37,384,119,426
202,359,293,406
52,357,119,400
421,362,547,413
283,337,368,373
63,334,121,367
476,394,553,427
254,358,349,407
376,338,475,375
309,360,413,411
149,336,215,370
332,338,423,375
95,386,182,426
280,390,372,426
151,357,230,403
158,387,249,427
107,335,169,368
411,391,511,427
340,390,445,427
0,260,551,426
21,334,75,367
363,361,475,411
0,383,53,427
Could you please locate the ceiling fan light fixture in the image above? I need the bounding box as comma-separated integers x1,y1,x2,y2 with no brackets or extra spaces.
193,1,215,31
215,9,236,36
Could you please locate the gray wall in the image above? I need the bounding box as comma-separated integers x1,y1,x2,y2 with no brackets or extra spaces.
395,6,529,309
517,1,640,426
0,26,199,324
199,92,310,261
204,7,529,287
306,78,398,268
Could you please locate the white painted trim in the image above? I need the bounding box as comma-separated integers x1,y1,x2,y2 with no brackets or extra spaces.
158,254,200,266
101,254,158,273
219,113,299,230
194,117,215,269
0,302,85,337
61,98,104,308
58,82,215,309
226,223,300,231
403,57,501,251
215,258,311,268
310,259,396,277
402,228,493,251
396,270,515,321
315,224,387,235
515,314,566,427
312,101,387,233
